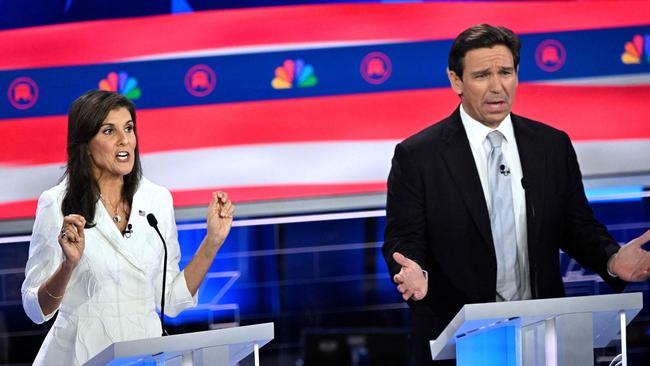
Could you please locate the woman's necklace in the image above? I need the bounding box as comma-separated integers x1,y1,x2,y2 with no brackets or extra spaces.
100,194,123,223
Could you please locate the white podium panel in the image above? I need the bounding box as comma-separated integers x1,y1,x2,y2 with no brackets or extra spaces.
84,322,274,366
430,293,642,366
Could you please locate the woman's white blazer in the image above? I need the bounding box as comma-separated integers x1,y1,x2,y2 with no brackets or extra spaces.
22,177,197,365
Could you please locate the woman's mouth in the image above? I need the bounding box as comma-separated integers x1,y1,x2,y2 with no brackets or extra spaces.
116,151,130,161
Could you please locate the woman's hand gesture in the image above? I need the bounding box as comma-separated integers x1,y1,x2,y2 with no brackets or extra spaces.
58,214,86,269
206,191,234,248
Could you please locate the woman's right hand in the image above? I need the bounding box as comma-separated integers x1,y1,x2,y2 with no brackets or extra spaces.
58,214,86,269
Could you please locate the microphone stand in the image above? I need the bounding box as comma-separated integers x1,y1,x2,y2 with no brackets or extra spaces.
147,214,169,337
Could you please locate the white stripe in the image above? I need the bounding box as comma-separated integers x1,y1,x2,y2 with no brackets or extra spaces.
532,73,650,86
1,139,648,205
0,140,397,204
0,235,31,244
0,164,64,203
142,140,397,190
574,139,650,177
177,209,386,230
121,40,399,63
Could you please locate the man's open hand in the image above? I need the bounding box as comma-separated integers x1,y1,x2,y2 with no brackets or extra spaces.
392,252,428,301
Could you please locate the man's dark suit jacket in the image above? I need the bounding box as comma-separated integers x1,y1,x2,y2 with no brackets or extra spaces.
382,107,625,365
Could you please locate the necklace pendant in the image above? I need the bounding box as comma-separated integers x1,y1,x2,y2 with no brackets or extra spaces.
113,215,121,223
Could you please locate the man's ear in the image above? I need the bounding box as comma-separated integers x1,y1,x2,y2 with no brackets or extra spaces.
447,69,463,96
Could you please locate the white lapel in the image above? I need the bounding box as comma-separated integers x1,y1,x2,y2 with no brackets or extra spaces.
123,186,160,267
93,198,145,272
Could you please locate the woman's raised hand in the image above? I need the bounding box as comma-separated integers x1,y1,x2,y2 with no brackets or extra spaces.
206,191,234,248
58,214,86,269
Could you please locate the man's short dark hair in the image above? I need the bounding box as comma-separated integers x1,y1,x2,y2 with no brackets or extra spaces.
448,24,521,79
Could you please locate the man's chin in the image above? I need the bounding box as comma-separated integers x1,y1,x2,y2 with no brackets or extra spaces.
483,111,509,126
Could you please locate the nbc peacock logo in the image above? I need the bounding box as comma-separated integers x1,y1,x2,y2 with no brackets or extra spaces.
621,34,650,64
271,59,318,89
98,71,142,100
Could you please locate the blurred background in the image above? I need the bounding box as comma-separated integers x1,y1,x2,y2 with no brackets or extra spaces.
0,0,649,365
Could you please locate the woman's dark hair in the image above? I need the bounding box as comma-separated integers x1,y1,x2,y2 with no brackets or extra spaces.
62,90,142,227
448,24,521,79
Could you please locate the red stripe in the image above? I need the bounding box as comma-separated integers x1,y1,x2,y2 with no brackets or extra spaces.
0,200,37,221
2,85,650,165
515,83,650,141
136,89,455,154
0,89,458,165
1,1,649,70
1,115,68,164
0,182,386,220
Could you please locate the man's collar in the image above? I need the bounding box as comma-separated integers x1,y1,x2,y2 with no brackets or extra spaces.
459,104,515,147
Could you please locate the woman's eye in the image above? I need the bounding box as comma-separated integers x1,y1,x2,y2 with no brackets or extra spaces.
102,128,113,135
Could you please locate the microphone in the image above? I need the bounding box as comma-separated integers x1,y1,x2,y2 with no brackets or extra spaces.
146,213,169,337
499,164,510,176
123,224,133,238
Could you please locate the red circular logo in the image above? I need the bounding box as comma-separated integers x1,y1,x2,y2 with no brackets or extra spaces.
535,40,566,72
8,77,39,110
185,64,217,97
360,52,392,85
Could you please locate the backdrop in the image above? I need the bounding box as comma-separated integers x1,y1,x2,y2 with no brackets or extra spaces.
1,0,650,220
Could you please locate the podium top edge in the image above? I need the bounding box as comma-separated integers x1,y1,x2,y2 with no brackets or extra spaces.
461,293,642,320
103,322,275,359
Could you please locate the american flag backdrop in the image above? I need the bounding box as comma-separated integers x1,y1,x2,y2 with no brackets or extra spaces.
1,1,650,220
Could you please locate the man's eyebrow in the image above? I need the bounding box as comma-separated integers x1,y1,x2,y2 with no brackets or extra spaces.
469,66,515,76
469,68,490,76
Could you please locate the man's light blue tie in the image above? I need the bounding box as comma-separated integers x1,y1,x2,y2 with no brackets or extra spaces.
486,131,521,301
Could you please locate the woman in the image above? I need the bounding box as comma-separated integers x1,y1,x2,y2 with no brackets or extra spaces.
21,90,234,365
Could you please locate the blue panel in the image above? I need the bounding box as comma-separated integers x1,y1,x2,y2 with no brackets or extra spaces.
456,326,517,366
586,186,644,203
171,0,194,14
591,197,650,232
281,218,367,247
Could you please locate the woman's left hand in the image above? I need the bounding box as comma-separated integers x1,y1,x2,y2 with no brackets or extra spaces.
206,191,234,248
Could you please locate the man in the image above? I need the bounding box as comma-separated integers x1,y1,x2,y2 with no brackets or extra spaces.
382,24,650,366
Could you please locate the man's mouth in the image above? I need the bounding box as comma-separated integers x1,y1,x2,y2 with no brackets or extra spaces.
485,100,506,112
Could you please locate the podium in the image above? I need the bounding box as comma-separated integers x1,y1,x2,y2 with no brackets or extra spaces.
84,322,274,366
430,293,642,366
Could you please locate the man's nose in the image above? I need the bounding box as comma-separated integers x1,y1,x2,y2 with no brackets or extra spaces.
488,74,502,93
